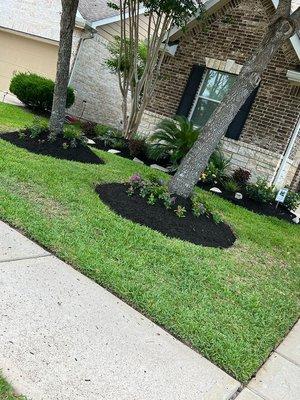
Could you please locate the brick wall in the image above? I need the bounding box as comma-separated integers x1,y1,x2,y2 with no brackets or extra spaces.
144,0,300,186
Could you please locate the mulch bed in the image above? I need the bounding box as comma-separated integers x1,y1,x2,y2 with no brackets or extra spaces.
92,138,172,168
198,182,296,223
1,132,104,164
96,183,236,248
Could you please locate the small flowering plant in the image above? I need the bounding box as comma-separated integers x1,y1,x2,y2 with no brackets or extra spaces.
126,173,221,222
129,173,143,188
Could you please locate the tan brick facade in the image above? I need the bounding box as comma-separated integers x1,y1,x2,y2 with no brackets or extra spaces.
143,0,300,188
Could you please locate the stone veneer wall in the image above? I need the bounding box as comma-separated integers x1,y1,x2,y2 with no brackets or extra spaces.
140,110,299,187
142,0,300,187
68,33,124,129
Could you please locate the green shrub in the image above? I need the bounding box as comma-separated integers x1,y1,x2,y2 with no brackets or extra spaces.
224,179,240,193
283,190,300,210
201,148,231,185
233,168,251,186
246,178,276,204
81,121,98,137
10,72,75,113
128,134,148,157
148,116,200,165
95,125,126,149
22,119,86,148
61,125,87,148
22,118,49,139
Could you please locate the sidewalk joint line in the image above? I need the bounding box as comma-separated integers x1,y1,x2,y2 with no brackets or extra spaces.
0,254,52,264
275,349,300,368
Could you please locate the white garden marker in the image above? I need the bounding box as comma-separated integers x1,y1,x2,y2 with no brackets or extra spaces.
210,187,222,194
133,157,144,164
275,188,289,208
108,149,121,154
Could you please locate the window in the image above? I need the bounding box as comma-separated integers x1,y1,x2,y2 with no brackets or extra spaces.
189,69,236,128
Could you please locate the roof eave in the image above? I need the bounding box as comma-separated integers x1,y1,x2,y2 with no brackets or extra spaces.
91,6,146,29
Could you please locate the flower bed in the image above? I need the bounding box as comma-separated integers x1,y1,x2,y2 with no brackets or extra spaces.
1,120,104,165
198,181,297,223
96,174,236,248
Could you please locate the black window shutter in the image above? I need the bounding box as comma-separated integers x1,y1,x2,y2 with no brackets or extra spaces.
176,64,206,117
225,86,260,140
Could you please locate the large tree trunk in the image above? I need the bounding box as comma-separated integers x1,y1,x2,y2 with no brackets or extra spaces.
169,14,297,197
49,0,79,136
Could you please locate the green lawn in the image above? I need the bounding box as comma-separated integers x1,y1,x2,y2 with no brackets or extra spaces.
0,103,48,132
0,103,299,383
0,374,25,400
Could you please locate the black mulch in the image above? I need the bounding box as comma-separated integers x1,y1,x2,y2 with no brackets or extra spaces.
96,183,236,248
1,132,104,164
198,182,296,223
92,138,172,168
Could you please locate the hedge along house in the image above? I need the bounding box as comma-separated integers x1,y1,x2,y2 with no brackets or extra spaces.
0,0,149,130
140,0,300,190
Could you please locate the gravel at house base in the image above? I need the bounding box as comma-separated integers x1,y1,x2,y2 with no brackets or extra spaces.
198,183,296,223
96,183,236,248
1,132,104,164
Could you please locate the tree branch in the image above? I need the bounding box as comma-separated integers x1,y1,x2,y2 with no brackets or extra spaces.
291,6,300,33
275,0,292,18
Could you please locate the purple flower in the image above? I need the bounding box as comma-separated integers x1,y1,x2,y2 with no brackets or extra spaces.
129,173,142,184
170,196,177,205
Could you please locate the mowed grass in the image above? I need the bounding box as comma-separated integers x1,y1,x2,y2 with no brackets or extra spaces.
0,104,299,383
0,103,47,132
0,374,25,399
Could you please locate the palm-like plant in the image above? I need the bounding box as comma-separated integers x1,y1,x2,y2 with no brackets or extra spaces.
149,116,200,165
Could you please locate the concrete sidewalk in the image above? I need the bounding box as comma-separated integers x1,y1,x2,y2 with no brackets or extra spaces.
237,320,300,400
0,221,240,399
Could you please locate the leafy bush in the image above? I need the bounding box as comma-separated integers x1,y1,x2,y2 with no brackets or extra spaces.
21,118,49,140
128,135,147,157
81,121,98,138
246,178,276,204
149,116,200,165
22,119,86,148
201,148,231,185
96,126,126,149
10,72,75,113
224,179,240,193
283,190,300,210
233,168,251,186
61,125,87,148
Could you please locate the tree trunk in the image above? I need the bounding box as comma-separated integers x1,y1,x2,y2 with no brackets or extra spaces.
168,16,296,197
49,0,79,136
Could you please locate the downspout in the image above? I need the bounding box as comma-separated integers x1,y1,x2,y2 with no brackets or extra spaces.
272,114,300,187
69,27,95,86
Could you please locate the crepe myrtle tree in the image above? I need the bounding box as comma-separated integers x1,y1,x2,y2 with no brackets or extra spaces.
49,0,79,136
106,0,204,139
168,0,300,197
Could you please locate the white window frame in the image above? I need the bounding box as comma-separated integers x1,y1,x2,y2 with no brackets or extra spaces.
188,69,235,125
